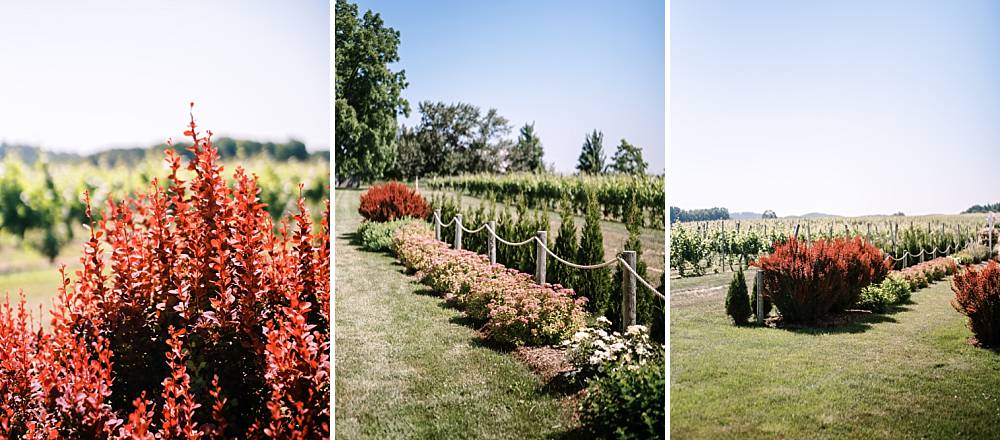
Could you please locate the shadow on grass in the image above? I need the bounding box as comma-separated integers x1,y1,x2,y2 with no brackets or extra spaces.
339,231,363,247
778,311,900,335
547,427,589,440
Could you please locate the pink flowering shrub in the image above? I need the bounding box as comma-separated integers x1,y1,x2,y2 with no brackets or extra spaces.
393,223,587,346
899,257,958,291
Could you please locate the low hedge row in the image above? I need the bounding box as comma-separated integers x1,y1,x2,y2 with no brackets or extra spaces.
899,257,958,291
358,218,420,252
392,223,587,346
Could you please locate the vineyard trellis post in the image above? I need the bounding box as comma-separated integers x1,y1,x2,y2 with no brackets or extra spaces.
990,214,995,260
488,220,497,264
793,224,800,240
535,230,547,285
454,214,463,250
435,209,442,241
622,250,637,327
755,270,764,325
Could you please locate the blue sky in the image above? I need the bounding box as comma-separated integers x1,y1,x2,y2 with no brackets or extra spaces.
354,0,665,174
0,0,329,153
671,0,1000,216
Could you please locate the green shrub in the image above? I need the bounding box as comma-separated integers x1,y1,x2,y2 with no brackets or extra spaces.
882,274,912,303
725,271,751,325
578,356,665,439
358,218,421,252
857,274,911,313
858,284,894,313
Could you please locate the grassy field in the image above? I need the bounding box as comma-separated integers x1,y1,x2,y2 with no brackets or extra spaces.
670,270,1000,438
334,188,578,439
0,234,85,323
423,189,665,276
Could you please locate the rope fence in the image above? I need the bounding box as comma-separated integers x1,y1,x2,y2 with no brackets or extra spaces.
434,208,663,328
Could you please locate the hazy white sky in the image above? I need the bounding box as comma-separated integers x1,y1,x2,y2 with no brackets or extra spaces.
672,0,1000,216
0,0,329,153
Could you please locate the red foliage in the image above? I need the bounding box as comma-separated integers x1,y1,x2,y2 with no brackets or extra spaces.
358,181,430,222
951,261,1000,347
753,237,892,323
0,106,330,438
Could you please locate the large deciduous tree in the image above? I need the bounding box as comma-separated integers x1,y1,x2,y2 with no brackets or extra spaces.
576,130,606,175
335,0,409,186
391,101,513,178
609,138,647,175
508,123,545,173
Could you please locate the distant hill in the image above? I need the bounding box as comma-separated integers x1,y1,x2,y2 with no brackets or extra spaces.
0,138,329,167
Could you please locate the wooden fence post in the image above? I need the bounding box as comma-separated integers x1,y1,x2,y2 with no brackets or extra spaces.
434,209,442,241
535,231,547,285
755,270,764,325
454,214,463,250
622,250,637,327
488,220,497,264
990,215,995,260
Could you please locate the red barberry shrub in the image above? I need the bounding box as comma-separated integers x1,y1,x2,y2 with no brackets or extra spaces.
0,106,330,439
358,181,430,222
951,261,1000,347
753,237,892,323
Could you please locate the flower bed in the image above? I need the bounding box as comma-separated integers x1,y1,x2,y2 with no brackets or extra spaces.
899,257,958,291
393,223,587,346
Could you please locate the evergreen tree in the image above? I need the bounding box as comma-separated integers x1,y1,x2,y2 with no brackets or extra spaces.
508,123,545,173
549,197,579,289
576,130,606,175
609,138,648,175
725,271,752,325
578,190,612,314
610,193,651,329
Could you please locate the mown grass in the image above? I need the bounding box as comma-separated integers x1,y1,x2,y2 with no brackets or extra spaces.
335,188,578,439
671,272,1000,439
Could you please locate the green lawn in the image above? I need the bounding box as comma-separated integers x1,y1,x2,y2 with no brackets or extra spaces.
334,188,577,439
671,272,1000,439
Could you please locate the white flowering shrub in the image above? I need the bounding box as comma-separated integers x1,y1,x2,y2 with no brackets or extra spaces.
562,316,663,380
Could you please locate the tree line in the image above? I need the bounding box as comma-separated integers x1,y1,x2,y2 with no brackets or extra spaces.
334,0,650,186
963,203,1000,214
670,206,731,223
1,138,326,167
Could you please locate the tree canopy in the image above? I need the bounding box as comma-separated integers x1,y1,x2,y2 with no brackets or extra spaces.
609,138,647,175
963,203,1000,214
389,101,516,179
762,210,777,219
335,0,409,185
